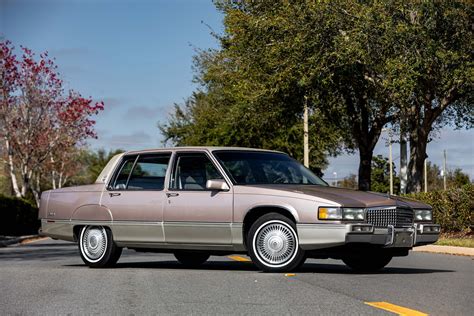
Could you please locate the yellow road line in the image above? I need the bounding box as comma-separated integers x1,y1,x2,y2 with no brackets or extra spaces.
365,302,428,316
228,255,251,262
20,237,48,245
285,273,296,277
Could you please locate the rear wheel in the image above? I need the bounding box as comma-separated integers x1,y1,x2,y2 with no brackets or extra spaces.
247,213,305,272
174,252,210,267
342,252,393,272
79,226,122,268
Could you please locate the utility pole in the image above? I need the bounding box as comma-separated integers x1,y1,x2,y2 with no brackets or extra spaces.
400,133,408,194
424,158,428,193
382,127,394,195
303,95,309,168
388,130,393,195
443,150,447,190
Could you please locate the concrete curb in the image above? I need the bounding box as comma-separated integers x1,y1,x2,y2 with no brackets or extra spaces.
0,235,39,248
413,245,474,257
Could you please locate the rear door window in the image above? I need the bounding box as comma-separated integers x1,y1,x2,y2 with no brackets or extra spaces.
127,154,171,190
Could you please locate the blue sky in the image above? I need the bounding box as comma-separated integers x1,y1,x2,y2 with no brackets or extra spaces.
2,0,473,180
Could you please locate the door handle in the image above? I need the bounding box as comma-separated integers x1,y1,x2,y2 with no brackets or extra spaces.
166,193,180,198
109,193,121,197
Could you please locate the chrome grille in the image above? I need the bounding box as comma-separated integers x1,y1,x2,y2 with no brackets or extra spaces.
366,207,414,227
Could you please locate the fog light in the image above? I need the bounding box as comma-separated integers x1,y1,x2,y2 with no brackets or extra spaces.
351,225,373,233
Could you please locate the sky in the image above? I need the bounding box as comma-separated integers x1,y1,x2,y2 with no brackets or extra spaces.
1,0,473,181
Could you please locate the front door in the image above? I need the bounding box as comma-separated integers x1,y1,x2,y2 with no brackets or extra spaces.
164,152,233,244
100,153,171,243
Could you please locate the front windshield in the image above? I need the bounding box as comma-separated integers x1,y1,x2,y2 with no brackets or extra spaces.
213,151,328,186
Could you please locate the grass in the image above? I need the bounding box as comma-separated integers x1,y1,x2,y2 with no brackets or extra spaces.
435,237,474,248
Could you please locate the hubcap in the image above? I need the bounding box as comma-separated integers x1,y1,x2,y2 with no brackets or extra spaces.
255,221,296,266
81,226,107,261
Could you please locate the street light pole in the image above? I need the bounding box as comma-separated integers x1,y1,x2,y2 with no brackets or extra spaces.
303,95,309,168
333,171,337,187
443,150,447,190
424,158,428,193
389,134,393,195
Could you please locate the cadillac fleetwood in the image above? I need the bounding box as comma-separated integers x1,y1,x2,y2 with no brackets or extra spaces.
39,147,440,272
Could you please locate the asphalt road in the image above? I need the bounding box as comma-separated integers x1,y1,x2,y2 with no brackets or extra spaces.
1,239,472,315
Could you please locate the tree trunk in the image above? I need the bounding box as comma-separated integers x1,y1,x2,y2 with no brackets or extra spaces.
407,129,428,193
358,148,373,191
5,139,22,198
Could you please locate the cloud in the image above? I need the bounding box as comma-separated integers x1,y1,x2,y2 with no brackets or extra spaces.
49,47,90,58
123,105,166,120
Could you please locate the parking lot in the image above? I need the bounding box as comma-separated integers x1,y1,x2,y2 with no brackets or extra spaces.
1,238,472,315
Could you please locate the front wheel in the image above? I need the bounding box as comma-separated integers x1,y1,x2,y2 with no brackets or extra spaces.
247,213,305,272
342,252,393,273
79,226,122,268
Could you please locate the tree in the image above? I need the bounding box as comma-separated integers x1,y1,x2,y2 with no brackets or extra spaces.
339,174,358,190
0,41,104,205
370,155,400,194
68,148,125,185
386,2,474,193
425,162,471,191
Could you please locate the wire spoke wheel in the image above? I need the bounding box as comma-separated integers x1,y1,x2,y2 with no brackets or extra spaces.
80,226,108,263
253,220,298,267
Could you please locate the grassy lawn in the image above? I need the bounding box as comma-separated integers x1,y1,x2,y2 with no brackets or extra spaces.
435,238,474,248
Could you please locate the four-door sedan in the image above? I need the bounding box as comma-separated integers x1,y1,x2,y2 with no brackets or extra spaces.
39,147,440,272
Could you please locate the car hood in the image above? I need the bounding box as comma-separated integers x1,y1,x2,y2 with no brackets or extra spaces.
243,185,431,209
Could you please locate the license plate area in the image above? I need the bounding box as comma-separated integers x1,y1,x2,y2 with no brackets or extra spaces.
385,225,415,247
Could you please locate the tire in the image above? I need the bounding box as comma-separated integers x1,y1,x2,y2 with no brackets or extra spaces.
78,226,122,268
342,252,393,273
174,252,210,267
247,213,305,272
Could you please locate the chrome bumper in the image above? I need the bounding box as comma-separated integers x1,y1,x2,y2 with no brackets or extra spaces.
297,223,440,250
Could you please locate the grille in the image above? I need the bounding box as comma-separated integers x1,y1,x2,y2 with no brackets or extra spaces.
366,207,414,227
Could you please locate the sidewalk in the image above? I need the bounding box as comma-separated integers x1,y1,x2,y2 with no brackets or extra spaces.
413,245,474,257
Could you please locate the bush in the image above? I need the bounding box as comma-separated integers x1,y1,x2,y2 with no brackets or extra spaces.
406,184,473,232
0,195,40,236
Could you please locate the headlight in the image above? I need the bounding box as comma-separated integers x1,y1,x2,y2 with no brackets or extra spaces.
318,207,342,220
318,207,365,221
414,209,432,221
342,208,365,221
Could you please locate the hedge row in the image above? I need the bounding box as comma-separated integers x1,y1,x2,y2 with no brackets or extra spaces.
0,195,40,236
406,184,473,232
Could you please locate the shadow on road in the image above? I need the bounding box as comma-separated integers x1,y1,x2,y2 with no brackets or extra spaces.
62,260,454,275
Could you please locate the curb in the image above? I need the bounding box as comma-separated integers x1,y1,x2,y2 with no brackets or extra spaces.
412,245,474,257
0,235,40,248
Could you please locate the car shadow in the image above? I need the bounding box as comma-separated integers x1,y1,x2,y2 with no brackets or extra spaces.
63,259,454,275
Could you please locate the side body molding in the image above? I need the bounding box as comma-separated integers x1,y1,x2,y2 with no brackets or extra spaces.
71,205,113,221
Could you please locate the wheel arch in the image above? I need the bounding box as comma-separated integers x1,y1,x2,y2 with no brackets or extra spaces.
242,205,298,249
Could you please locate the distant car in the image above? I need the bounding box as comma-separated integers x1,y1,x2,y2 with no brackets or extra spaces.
39,147,440,272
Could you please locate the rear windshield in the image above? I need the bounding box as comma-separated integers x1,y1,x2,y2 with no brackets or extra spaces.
213,151,327,186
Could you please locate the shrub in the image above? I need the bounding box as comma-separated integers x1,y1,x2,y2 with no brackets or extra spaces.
406,184,473,232
0,195,40,236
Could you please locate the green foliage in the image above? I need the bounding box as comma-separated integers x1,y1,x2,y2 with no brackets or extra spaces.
68,148,125,185
370,155,400,194
339,174,358,190
162,0,473,190
0,194,39,236
425,162,471,191
407,184,473,232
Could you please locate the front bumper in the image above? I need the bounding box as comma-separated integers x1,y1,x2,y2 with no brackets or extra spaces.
297,223,440,250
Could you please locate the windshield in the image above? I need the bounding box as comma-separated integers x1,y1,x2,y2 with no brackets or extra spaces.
213,151,328,186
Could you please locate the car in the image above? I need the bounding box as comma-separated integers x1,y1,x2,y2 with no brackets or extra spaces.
38,147,440,272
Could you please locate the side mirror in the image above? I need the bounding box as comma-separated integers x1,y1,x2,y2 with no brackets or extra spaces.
206,179,230,191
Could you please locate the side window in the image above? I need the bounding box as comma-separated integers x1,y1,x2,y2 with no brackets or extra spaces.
171,153,223,190
110,156,137,190
127,154,171,190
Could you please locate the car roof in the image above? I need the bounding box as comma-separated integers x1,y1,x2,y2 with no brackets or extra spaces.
124,146,285,155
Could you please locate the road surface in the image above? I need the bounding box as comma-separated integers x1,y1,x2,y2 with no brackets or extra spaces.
1,239,472,315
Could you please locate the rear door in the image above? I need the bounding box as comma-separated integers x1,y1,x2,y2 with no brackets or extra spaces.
163,151,233,244
100,153,171,243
